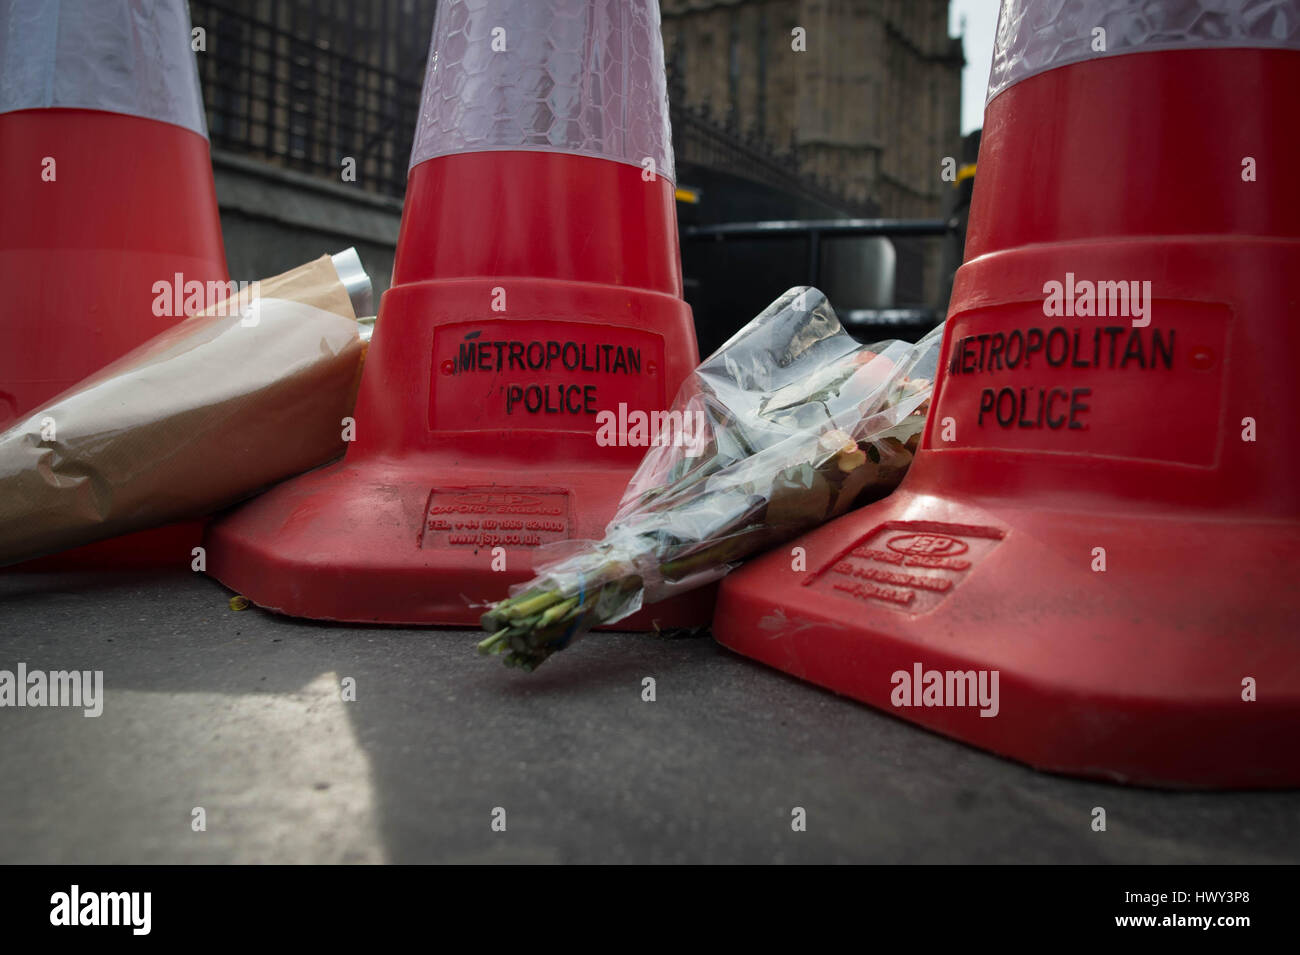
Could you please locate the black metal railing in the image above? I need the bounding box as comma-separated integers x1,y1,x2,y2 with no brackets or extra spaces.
191,0,429,198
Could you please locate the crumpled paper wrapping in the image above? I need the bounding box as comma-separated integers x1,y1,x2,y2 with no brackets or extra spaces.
0,253,370,566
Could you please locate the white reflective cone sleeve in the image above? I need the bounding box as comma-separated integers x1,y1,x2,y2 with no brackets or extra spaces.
989,0,1300,103
0,0,207,137
409,0,675,180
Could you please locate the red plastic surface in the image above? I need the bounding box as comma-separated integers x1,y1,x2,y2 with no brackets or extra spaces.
714,49,1300,788
0,109,229,426
205,151,715,626
12,522,206,573
392,150,685,295
0,108,227,571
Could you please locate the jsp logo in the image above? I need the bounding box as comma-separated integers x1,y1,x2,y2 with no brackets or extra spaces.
886,533,969,557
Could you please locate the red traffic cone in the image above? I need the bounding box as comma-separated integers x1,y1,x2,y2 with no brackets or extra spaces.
205,0,712,626
0,0,228,571
714,0,1300,787
0,0,228,428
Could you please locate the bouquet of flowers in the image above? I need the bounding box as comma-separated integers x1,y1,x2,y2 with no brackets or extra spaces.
479,287,943,670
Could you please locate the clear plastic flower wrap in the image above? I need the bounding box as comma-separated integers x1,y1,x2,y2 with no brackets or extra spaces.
479,287,944,670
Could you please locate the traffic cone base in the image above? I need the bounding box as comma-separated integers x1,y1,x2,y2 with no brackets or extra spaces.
717,237,1300,789
206,459,717,627
714,42,1300,789
716,486,1300,789
207,250,712,626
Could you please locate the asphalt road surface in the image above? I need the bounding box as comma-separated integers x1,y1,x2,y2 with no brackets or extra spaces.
1,571,1297,864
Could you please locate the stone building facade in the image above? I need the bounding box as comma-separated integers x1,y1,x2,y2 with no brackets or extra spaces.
661,0,964,217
